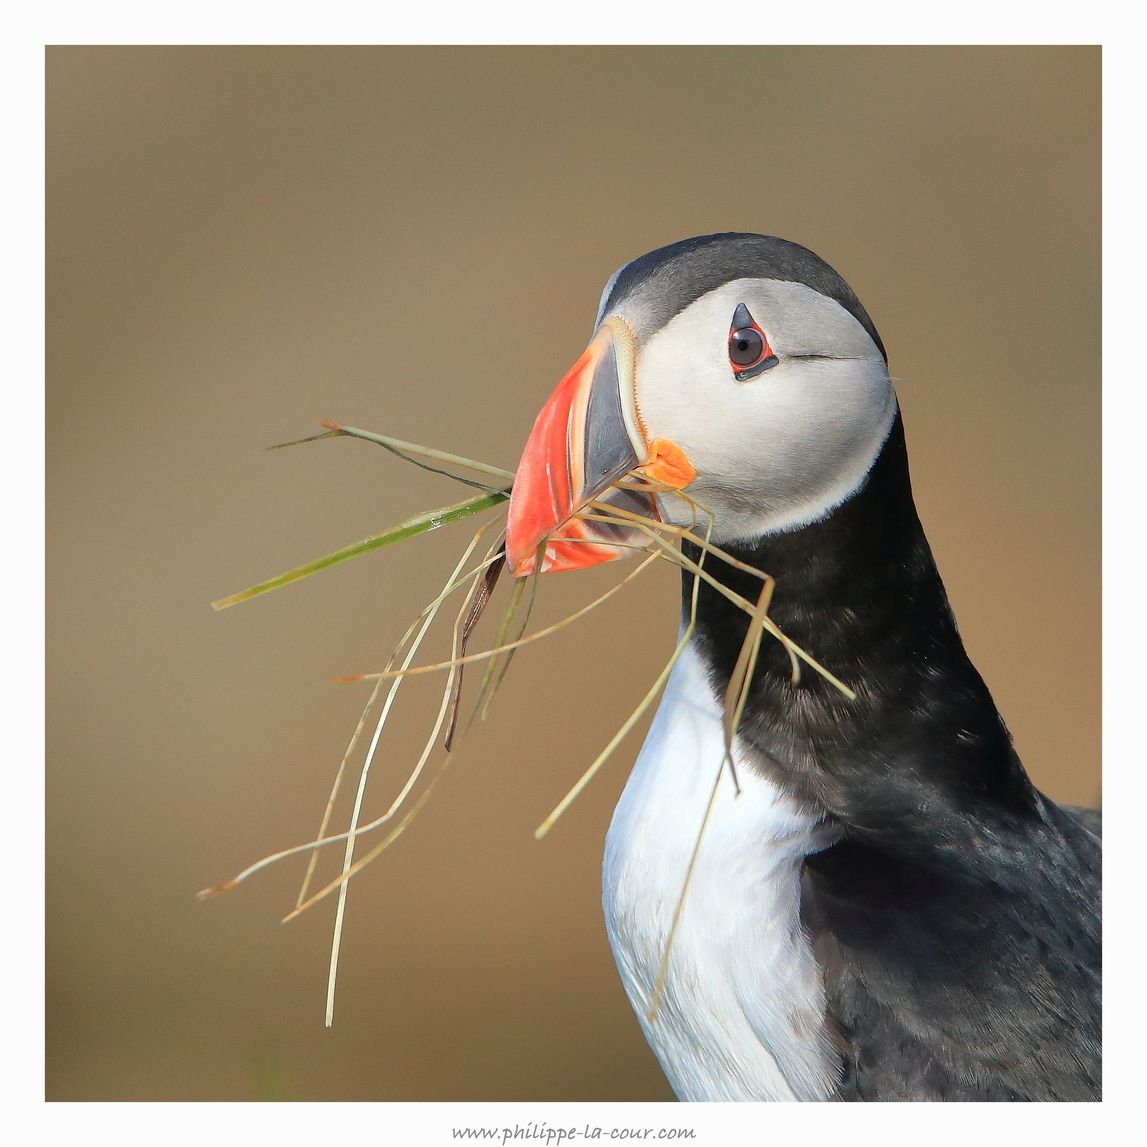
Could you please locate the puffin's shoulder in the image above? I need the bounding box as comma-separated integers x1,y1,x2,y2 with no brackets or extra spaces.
799,795,1101,1101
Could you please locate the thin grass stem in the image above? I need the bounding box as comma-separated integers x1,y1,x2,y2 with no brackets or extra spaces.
320,422,516,483
533,511,713,840
349,552,660,683
324,526,493,1025
197,542,501,902
648,750,724,1025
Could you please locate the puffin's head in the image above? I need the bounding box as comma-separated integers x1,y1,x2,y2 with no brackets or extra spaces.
505,234,897,575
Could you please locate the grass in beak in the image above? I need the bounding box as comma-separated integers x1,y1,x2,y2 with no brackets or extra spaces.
205,422,861,1032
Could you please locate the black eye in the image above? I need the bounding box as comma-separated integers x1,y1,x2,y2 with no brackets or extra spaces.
729,327,764,366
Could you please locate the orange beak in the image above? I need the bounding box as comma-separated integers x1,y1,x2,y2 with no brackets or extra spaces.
506,318,694,577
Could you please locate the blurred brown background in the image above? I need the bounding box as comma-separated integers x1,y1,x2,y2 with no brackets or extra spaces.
46,46,1100,1101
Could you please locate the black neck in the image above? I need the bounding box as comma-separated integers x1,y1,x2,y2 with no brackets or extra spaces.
682,411,1040,862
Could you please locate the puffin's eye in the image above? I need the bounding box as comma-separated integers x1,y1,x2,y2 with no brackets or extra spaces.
727,303,778,381
729,327,764,366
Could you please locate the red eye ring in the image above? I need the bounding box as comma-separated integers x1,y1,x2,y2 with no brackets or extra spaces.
727,316,777,380
727,302,777,380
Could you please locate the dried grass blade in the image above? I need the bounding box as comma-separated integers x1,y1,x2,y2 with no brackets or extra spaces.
534,588,698,840
445,537,506,750
320,421,516,484
468,576,526,726
283,762,447,922
294,676,385,911
648,754,723,1025
721,573,775,783
352,550,661,684
325,527,492,1026
473,552,541,724
196,541,501,901
290,557,493,929
646,512,713,1022
294,544,500,908
606,513,856,702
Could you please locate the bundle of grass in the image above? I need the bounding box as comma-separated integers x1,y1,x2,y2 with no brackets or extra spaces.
201,422,854,1025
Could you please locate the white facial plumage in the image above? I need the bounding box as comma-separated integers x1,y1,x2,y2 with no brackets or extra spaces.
612,278,896,543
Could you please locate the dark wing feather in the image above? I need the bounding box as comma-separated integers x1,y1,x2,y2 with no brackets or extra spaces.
802,798,1101,1101
1066,805,1102,839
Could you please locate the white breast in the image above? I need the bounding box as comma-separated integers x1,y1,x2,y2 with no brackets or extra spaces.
602,641,841,1101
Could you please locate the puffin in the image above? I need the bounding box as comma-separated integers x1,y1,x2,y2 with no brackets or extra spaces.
501,234,1101,1102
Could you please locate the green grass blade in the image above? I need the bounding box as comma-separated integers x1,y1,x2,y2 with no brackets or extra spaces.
211,490,509,611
